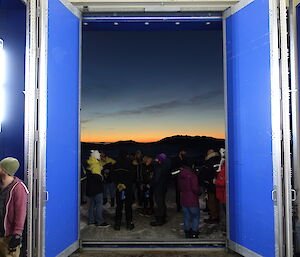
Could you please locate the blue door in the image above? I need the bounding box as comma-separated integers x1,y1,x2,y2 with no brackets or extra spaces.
45,0,81,256
225,0,281,256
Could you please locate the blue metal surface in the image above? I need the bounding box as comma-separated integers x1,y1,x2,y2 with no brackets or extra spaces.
83,19,222,31
46,0,80,256
0,0,25,9
226,0,275,256
0,7,26,179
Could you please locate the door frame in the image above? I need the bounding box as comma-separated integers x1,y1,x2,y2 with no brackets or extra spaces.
288,0,300,256
24,0,293,256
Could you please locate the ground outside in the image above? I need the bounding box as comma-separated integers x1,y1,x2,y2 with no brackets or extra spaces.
80,187,226,242
76,185,241,256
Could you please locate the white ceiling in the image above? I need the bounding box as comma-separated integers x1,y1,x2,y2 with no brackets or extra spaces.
70,0,240,13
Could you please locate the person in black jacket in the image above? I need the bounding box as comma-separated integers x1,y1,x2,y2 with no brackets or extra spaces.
150,153,171,226
199,149,221,224
139,156,154,216
132,150,143,206
111,152,136,230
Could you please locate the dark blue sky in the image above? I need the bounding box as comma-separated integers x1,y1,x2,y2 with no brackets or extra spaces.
81,30,224,142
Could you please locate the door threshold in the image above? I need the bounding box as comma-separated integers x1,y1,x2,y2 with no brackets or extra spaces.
81,240,226,249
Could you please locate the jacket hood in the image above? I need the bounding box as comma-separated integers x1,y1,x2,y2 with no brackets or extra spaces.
87,157,102,175
205,151,219,161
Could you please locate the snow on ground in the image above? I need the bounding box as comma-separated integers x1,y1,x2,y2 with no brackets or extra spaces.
80,188,226,242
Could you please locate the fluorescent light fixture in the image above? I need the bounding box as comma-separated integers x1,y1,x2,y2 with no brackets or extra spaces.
145,22,149,25
175,22,180,25
114,22,119,26
0,39,4,132
206,21,211,25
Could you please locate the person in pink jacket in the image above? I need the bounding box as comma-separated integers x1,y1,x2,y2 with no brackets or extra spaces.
177,165,201,238
0,157,29,257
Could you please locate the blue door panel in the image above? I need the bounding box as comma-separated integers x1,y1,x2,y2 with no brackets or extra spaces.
46,0,79,256
226,0,275,256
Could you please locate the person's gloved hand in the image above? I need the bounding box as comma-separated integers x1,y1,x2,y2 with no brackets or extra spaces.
8,234,22,252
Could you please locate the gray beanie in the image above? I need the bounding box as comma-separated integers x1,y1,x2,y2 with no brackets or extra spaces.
0,157,20,176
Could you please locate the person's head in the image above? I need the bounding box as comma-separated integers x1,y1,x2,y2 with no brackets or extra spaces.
143,156,153,166
90,150,101,160
155,153,167,164
129,153,135,161
0,157,20,178
100,151,106,161
179,150,187,160
135,150,142,160
206,149,215,156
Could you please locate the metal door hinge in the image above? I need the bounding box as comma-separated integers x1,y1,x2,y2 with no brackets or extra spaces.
292,189,297,202
272,190,277,202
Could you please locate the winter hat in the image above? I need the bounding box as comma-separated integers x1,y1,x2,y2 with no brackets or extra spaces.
90,150,100,160
219,148,225,158
155,153,167,162
0,157,20,176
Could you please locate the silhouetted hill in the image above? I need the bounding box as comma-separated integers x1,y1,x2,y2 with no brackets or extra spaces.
81,135,225,163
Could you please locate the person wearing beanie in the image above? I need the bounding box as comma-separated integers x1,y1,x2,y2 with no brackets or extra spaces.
0,157,29,257
86,150,110,227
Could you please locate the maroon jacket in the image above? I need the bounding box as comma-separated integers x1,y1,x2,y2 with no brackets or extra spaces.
177,168,200,207
3,177,28,236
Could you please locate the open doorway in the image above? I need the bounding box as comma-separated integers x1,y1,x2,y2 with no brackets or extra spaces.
79,15,226,244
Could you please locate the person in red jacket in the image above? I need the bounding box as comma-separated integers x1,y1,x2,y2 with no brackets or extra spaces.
0,157,29,257
213,148,226,227
178,165,201,238
214,161,226,204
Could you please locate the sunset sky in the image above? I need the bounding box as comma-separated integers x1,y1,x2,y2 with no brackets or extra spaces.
81,29,224,143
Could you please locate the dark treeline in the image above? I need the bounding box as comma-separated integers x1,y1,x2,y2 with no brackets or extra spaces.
81,135,225,165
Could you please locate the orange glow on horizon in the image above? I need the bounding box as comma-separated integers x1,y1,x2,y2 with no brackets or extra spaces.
81,131,225,143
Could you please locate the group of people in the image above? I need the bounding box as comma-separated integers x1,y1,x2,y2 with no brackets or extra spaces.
84,147,226,238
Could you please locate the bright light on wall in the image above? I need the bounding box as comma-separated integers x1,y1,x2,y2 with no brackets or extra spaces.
0,39,5,132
